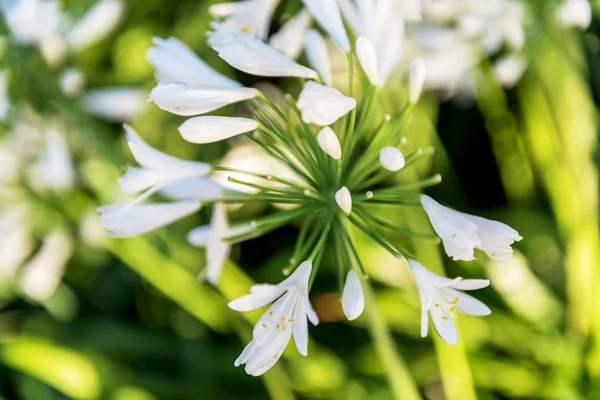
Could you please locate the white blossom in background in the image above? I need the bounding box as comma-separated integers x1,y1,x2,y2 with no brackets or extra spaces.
209,0,280,40
297,81,356,126
0,208,34,285
58,68,86,97
80,87,145,122
302,0,350,51
493,55,527,88
0,0,62,46
342,270,364,320
408,57,426,104
0,71,10,121
356,36,380,85
304,30,333,86
408,259,491,344
65,0,124,52
36,128,75,192
269,9,312,59
557,0,591,29
229,261,319,376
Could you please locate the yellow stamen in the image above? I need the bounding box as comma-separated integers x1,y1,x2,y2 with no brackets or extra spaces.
451,297,458,305
262,324,268,328
288,319,294,322
281,318,286,323
276,324,280,330
449,307,455,312
451,233,457,238
457,311,463,317
442,316,448,320
434,304,440,307
269,311,273,317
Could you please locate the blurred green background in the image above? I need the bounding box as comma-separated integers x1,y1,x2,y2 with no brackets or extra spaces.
1,0,600,399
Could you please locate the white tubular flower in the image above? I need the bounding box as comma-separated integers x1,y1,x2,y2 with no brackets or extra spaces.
316,127,342,160
379,146,405,172
149,84,258,116
421,195,522,263
269,9,312,59
408,58,426,104
557,0,591,29
297,81,356,126
119,125,211,197
19,229,72,302
0,72,8,121
342,270,364,321
178,116,258,144
147,37,240,88
335,187,352,214
80,87,145,122
37,128,75,192
356,36,379,86
304,30,332,86
58,68,86,97
65,0,124,52
209,0,280,40
99,200,201,237
408,259,491,345
208,25,318,79
302,0,350,51
229,260,319,376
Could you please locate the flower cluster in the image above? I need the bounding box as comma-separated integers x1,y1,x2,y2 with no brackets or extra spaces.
100,0,522,376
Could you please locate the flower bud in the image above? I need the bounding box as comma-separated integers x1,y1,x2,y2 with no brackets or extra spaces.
408,57,426,104
59,68,86,97
356,36,379,86
342,270,364,320
335,187,352,214
379,147,405,171
317,127,342,159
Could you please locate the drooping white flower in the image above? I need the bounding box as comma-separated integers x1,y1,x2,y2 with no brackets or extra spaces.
304,30,333,86
209,0,280,40
80,87,145,122
208,24,318,79
297,81,356,126
99,200,201,237
119,125,212,198
557,0,591,29
65,0,124,52
58,67,86,97
229,260,319,376
408,57,426,104
178,116,258,144
0,71,10,121
408,259,491,345
342,270,364,320
302,0,350,51
421,195,522,263
379,146,405,171
37,128,75,192
269,9,312,59
316,127,342,160
356,36,379,85
335,187,352,214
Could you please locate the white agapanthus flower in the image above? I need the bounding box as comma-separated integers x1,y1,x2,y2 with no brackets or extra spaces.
58,67,86,97
269,9,313,59
209,0,280,40
421,195,522,263
302,0,350,51
342,270,364,320
335,186,352,214
0,71,10,121
0,0,62,46
0,208,34,284
317,127,342,160
304,30,333,86
64,0,124,52
37,128,75,192
557,0,592,29
408,259,491,345
80,87,146,122
229,260,319,376
297,81,356,126
379,146,405,172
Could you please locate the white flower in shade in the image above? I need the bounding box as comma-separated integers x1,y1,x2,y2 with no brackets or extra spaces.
37,128,75,192
80,87,145,122
65,0,124,52
304,30,332,86
557,0,591,29
209,0,280,40
149,83,258,116
297,81,356,126
379,146,405,172
421,195,522,263
493,55,526,88
316,127,342,160
229,260,319,376
342,270,364,320
19,229,72,302
408,58,426,104
208,24,318,79
99,200,201,237
356,36,379,85
408,259,491,345
0,208,34,284
302,0,350,51
0,71,10,121
335,187,352,214
0,0,61,45
178,116,258,144
58,68,86,97
147,36,240,88
269,9,312,59
119,125,212,198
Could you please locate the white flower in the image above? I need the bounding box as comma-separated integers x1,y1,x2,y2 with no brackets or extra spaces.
304,30,332,86
316,127,342,160
149,83,258,116
58,68,86,97
342,270,364,320
356,36,379,85
297,81,356,126
302,0,350,51
147,36,241,88
269,9,312,59
421,195,522,263
0,0,62,45
178,116,258,144
80,87,145,122
557,0,591,29
161,177,224,201
229,260,319,376
408,259,491,345
37,128,75,192
208,24,318,79
0,207,34,284
335,186,352,214
0,71,10,121
119,125,212,198
493,54,526,88
19,229,72,302
65,0,124,52
408,58,426,104
99,200,201,237
209,0,280,40
379,146,405,172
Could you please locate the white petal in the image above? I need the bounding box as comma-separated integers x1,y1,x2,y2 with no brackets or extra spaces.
493,55,526,88
304,297,319,326
451,279,490,291
58,68,86,97
283,260,313,292
316,127,342,159
160,177,224,201
80,87,145,122
209,0,280,40
557,0,591,29
430,305,458,345
408,57,426,104
379,147,405,172
38,129,75,192
335,186,352,214
459,211,521,263
407,259,436,337
245,328,292,376
292,300,309,355
205,203,230,284
304,30,332,86
356,36,379,85
119,167,168,195
302,0,350,51
178,116,258,144
228,285,287,312
439,288,491,316
342,270,364,321
187,225,211,247
269,9,312,59
66,0,124,52
149,84,258,116
297,81,356,126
